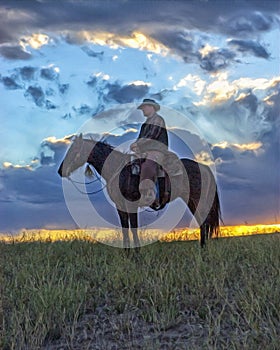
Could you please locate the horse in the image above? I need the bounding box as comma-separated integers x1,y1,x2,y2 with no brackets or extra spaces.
58,134,221,249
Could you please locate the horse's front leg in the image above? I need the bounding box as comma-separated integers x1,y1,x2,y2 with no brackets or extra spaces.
117,209,130,249
129,208,140,250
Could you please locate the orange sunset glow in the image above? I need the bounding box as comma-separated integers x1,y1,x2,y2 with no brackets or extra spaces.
1,224,279,244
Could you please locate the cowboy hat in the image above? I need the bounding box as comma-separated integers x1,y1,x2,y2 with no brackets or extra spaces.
137,98,160,111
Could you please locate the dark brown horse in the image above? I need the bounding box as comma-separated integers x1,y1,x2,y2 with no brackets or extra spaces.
58,134,221,248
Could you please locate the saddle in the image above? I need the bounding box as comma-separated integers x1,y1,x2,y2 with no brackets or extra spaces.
128,151,183,210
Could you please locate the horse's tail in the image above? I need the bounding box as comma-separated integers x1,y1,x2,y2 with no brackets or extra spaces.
208,186,222,238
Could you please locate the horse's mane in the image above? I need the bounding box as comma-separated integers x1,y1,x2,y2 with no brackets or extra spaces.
96,140,115,152
83,138,114,150
83,138,127,160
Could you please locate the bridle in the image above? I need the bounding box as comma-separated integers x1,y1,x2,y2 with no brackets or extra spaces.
68,168,107,195
66,137,107,195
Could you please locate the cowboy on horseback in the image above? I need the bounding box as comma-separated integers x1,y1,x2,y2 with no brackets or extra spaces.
130,98,170,206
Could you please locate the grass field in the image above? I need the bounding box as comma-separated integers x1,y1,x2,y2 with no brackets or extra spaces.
0,233,279,349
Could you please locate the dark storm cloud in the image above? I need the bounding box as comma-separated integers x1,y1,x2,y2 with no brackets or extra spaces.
152,29,240,71
0,163,74,231
212,141,279,224
0,45,32,60
223,11,278,37
228,39,270,59
0,165,62,205
0,1,278,60
106,82,150,103
0,134,113,231
152,29,195,61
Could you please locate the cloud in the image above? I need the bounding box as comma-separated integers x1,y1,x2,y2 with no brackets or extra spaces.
196,73,280,107
0,125,278,231
0,65,64,111
59,83,70,95
67,30,169,56
40,136,71,165
223,11,279,37
263,84,280,125
13,67,61,107
1,1,278,61
40,66,59,81
0,164,60,203
18,66,37,80
45,100,56,110
81,46,104,59
211,140,279,224
0,1,279,231
212,141,263,159
188,73,280,152
199,48,236,72
86,74,151,107
151,30,239,71
20,33,49,50
23,84,56,109
106,82,150,103
0,163,73,231
151,29,194,61
228,39,270,59
0,44,32,60
86,76,98,88
24,85,45,106
0,133,120,231
0,75,22,89
72,104,93,116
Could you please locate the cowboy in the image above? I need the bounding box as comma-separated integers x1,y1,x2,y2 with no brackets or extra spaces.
130,98,169,206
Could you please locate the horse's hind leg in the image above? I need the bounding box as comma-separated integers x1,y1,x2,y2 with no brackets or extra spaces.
184,197,208,248
117,209,130,249
200,222,210,248
129,210,141,252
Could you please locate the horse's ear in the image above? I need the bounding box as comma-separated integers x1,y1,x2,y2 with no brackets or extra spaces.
78,133,83,139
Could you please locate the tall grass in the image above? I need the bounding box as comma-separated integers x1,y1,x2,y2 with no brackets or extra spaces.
1,234,279,349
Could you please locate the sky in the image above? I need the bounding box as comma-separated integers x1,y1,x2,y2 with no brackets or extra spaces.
0,0,279,233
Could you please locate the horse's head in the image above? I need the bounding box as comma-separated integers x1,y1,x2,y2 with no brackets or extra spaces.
58,133,89,178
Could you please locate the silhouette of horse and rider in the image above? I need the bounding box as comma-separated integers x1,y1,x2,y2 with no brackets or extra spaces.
58,99,221,248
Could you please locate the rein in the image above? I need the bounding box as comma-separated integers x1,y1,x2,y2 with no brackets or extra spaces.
69,178,98,185
68,166,107,195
